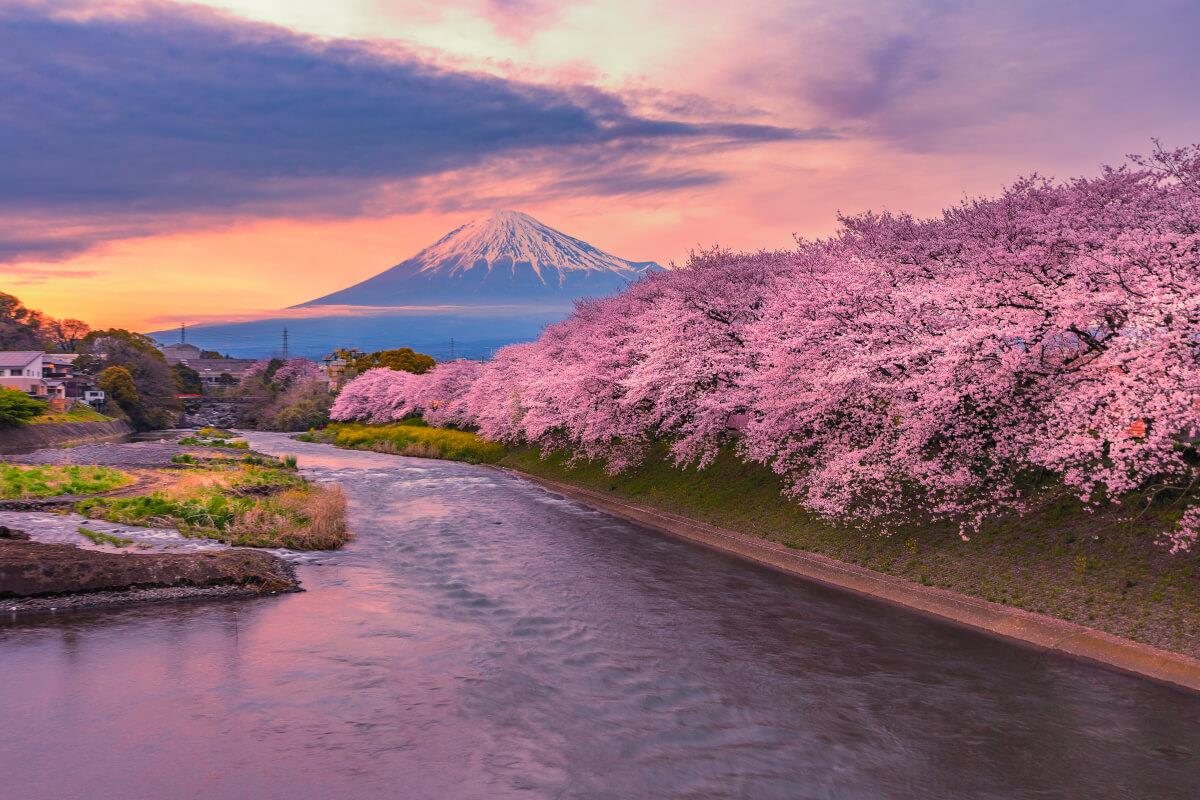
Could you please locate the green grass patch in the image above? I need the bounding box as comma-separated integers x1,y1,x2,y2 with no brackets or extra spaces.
0,463,133,499
179,435,249,449
76,462,347,550
77,526,133,548
311,421,505,464
29,405,112,424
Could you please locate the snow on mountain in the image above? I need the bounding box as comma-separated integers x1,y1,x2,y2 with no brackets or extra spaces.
296,210,661,307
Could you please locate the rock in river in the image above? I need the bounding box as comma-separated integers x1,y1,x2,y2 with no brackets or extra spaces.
0,539,299,612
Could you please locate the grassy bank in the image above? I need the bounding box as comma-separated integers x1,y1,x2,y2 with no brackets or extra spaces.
77,458,348,550
29,405,112,425
302,421,505,463
308,422,1199,657
0,463,133,498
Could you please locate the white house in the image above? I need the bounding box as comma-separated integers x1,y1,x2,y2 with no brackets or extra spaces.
0,351,48,396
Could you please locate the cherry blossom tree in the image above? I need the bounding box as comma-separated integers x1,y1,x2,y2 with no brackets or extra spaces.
331,144,1200,550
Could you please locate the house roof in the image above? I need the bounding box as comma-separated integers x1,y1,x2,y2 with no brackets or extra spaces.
0,351,44,368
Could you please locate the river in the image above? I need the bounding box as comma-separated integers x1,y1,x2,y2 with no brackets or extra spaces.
1,432,1198,799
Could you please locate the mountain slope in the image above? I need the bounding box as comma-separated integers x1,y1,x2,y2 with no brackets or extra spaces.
296,210,661,307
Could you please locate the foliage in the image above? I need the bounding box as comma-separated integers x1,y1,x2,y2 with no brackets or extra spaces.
97,365,139,411
77,526,132,548
44,318,91,352
313,421,505,463
82,329,180,429
29,403,110,424
172,362,203,393
0,463,133,498
239,358,333,431
332,143,1200,552
76,462,348,550
0,292,90,352
0,293,47,349
178,431,250,448
352,347,436,375
0,387,48,427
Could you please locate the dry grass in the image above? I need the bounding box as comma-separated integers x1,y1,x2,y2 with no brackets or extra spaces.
77,463,349,551
226,484,349,549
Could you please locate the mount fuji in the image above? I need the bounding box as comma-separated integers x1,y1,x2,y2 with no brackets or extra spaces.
297,210,661,307
149,212,662,359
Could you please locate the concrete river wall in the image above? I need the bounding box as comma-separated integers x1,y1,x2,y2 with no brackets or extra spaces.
0,420,133,455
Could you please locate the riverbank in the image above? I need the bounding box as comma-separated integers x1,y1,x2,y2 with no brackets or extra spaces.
7,432,350,550
0,418,133,454
0,433,349,614
0,536,298,613
307,424,1200,684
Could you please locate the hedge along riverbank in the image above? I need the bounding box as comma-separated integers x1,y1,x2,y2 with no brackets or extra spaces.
306,425,1200,665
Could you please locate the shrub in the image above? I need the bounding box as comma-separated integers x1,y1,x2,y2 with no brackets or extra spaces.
0,387,47,427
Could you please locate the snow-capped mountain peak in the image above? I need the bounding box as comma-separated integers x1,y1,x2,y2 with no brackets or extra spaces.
298,211,661,307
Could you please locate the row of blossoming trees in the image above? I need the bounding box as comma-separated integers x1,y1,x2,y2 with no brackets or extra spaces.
333,145,1200,551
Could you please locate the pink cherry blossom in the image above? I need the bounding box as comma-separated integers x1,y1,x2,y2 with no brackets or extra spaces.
331,143,1200,550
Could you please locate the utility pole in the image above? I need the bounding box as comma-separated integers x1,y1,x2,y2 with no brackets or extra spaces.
282,327,289,360
449,337,456,360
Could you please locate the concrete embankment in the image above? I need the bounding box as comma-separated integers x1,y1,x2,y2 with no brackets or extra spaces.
506,468,1200,694
0,420,133,455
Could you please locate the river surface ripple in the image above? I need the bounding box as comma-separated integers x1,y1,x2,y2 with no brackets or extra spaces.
1,432,1198,799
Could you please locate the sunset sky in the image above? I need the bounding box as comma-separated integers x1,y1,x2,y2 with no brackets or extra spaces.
4,0,1199,330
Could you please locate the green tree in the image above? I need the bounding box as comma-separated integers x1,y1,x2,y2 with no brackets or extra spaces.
172,363,203,394
97,366,140,418
0,387,47,427
82,330,180,430
353,347,436,375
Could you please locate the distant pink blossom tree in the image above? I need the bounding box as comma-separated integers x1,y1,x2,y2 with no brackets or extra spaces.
271,358,324,389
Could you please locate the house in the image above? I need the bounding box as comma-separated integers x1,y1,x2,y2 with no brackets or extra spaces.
0,351,48,398
42,353,78,379
0,351,44,380
158,342,257,389
323,349,363,390
160,342,203,365
184,358,260,388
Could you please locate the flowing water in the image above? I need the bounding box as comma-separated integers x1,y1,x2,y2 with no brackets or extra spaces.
1,433,1198,799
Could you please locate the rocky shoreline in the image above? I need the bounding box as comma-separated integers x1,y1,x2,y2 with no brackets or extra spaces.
0,536,300,615
3,582,294,614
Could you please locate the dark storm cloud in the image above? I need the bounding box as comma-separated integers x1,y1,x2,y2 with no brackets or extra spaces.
0,1,825,261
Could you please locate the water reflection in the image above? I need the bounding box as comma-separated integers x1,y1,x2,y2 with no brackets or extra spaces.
1,432,1197,799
